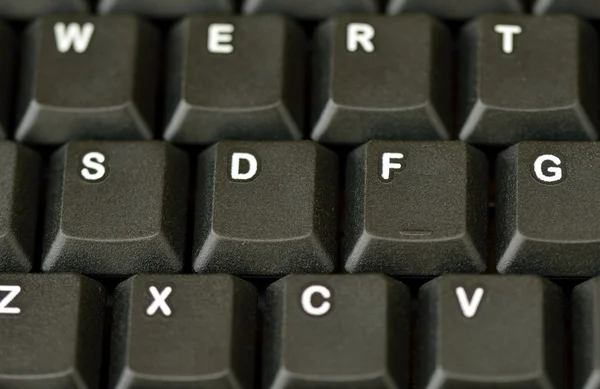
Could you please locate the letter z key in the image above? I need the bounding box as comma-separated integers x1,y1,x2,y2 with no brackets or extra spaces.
0,274,106,388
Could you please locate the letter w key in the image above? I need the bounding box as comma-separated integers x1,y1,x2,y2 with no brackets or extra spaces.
0,285,21,314
54,22,95,53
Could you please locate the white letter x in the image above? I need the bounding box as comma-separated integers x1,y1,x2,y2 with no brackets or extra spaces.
147,286,173,317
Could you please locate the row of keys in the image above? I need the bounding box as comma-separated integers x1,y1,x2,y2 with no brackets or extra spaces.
2,273,600,388
0,14,596,146
4,0,600,20
3,140,600,277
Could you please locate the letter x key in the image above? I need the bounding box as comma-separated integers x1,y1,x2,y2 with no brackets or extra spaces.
146,286,172,317
110,275,258,388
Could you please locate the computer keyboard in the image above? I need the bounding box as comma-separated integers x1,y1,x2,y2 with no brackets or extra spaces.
2,0,600,388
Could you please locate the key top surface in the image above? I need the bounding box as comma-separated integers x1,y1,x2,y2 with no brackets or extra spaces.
193,141,339,276
110,274,257,389
343,140,488,276
16,15,160,145
388,0,522,19
243,0,378,19
459,15,599,146
0,0,89,19
0,142,40,272
311,15,452,145
0,274,105,389
165,15,306,144
263,274,410,389
418,275,564,389
42,141,189,276
98,0,233,17
497,141,600,276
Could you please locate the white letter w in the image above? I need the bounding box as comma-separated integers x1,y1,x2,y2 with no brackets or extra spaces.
54,22,95,53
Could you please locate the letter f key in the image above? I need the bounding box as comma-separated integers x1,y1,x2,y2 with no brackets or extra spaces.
381,152,404,181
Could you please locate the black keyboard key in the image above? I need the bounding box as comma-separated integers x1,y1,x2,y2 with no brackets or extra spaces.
0,1,89,19
497,142,600,277
0,274,105,388
42,141,189,276
311,15,452,145
16,15,159,145
388,0,522,19
110,274,257,389
0,142,40,272
165,15,306,144
0,23,15,139
344,141,488,276
98,0,233,17
573,277,600,389
419,275,564,389
193,141,339,276
243,0,378,19
264,274,410,388
459,15,598,146
534,0,600,18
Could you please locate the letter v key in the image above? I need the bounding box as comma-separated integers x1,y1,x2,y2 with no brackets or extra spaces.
455,287,484,318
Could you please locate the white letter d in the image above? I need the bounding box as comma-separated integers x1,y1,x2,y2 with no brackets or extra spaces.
231,152,258,181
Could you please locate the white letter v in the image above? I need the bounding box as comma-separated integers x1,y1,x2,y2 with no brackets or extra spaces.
455,287,484,319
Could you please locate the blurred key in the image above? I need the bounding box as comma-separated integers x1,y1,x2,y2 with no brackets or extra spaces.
534,0,600,18
193,141,339,276
0,142,40,272
312,15,452,145
0,22,15,138
0,274,105,389
16,15,159,145
388,0,522,20
264,274,410,389
419,275,564,388
0,0,89,19
165,15,306,144
243,0,378,19
459,15,599,146
42,141,189,276
573,277,600,389
110,275,257,389
98,0,233,17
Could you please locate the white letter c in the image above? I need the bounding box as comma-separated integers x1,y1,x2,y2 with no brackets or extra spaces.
301,285,331,317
